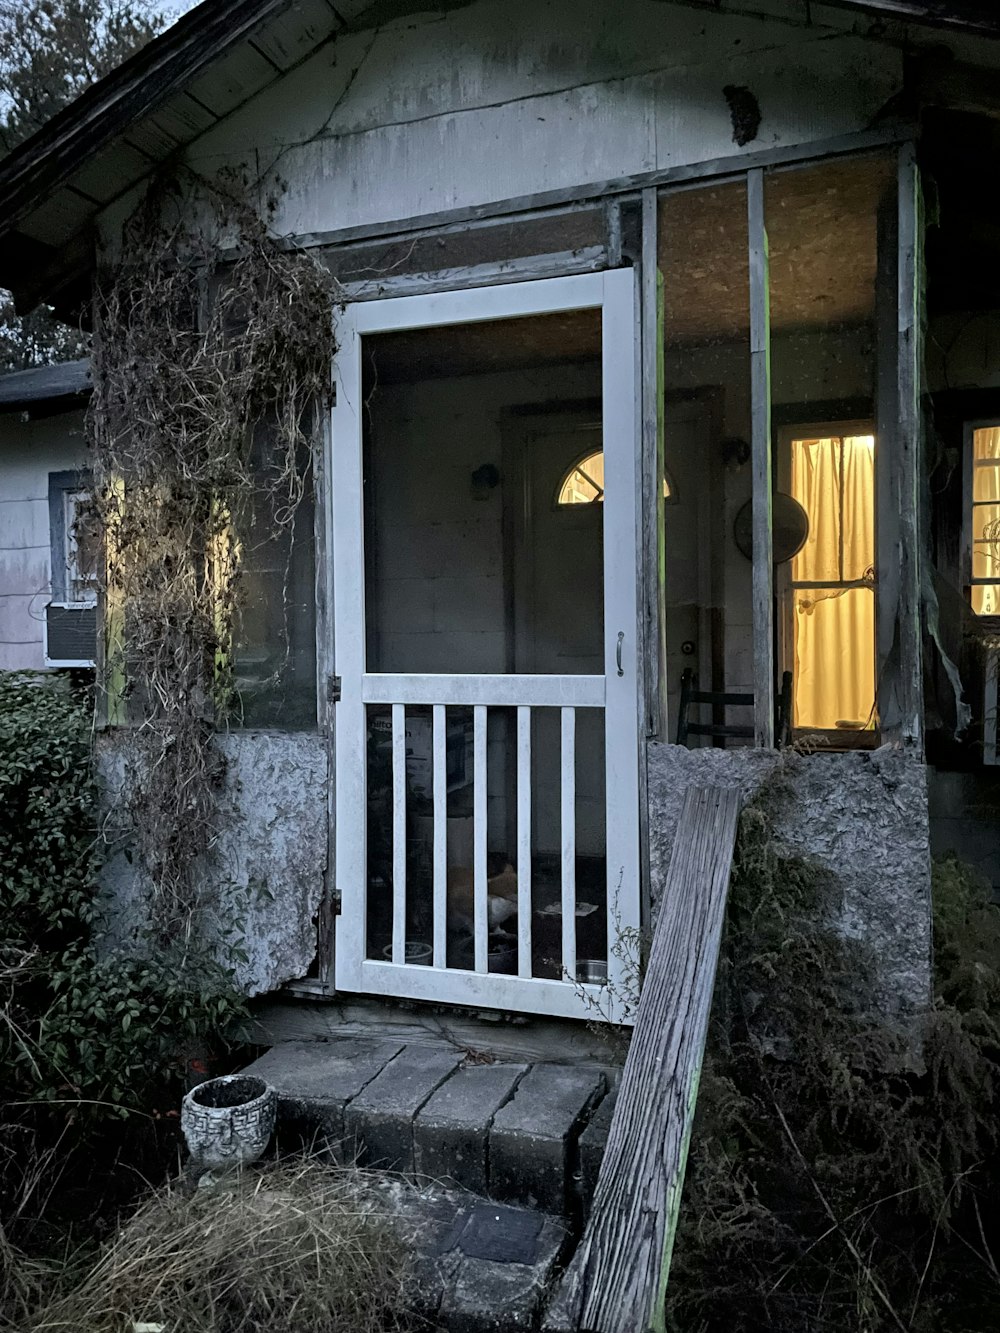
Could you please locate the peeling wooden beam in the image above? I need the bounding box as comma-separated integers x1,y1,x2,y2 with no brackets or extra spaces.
641,188,663,741
825,0,1000,38
748,168,774,749
896,142,925,748
545,785,741,1333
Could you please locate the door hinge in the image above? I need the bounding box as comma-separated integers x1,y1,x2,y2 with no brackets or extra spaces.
327,674,342,704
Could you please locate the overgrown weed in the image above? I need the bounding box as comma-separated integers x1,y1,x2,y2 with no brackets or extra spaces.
666,799,1000,1332
20,1159,413,1333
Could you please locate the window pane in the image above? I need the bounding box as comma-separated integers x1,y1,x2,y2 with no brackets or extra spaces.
658,179,751,734
974,426,1000,461
974,463,1000,503
793,586,876,731
841,435,876,579
972,584,1000,616
558,451,604,505
972,502,1000,579
362,310,603,676
230,434,317,729
789,434,875,584
791,438,844,584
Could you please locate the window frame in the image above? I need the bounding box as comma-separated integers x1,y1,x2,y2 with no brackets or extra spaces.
47,470,96,608
45,469,97,669
963,419,1000,618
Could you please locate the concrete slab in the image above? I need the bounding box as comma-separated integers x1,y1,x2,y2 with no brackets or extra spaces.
440,1217,570,1332
578,1085,617,1215
414,1061,528,1194
240,1037,403,1154
378,1177,570,1332
344,1043,463,1171
489,1064,606,1214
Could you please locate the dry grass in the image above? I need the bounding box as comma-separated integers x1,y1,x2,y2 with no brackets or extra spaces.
1,1226,49,1332
21,1159,414,1333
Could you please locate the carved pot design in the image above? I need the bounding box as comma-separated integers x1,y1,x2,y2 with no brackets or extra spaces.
181,1074,276,1170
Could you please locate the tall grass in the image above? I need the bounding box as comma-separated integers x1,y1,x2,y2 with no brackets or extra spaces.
15,1159,412,1333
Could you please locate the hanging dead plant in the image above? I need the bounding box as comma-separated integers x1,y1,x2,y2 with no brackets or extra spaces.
88,169,335,943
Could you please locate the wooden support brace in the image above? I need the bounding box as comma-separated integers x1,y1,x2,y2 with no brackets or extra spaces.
545,785,741,1333
748,169,774,748
875,143,924,749
641,186,663,740
894,142,924,749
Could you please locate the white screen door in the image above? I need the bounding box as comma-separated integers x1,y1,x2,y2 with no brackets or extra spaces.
330,270,640,1021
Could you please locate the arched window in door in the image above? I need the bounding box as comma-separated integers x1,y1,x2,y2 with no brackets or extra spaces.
556,449,674,506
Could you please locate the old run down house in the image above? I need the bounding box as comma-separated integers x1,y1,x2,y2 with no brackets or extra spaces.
2,0,1000,1072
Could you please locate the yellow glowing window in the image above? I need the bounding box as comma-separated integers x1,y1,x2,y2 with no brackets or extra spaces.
558,451,605,505
556,450,672,506
787,429,877,734
969,424,1000,616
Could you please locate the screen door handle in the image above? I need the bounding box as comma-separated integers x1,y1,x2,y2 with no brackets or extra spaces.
616,631,625,677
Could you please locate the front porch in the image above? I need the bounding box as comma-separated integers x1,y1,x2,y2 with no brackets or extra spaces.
91,134,931,1028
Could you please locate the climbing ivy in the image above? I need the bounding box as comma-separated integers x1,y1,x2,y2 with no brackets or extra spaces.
89,168,334,944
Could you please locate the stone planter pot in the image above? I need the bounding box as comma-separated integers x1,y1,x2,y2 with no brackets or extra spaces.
181,1073,277,1171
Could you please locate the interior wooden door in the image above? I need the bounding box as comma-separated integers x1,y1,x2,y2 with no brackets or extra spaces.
330,271,640,1021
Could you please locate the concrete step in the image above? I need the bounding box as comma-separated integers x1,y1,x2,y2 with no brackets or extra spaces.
388,1178,571,1331
241,1036,615,1219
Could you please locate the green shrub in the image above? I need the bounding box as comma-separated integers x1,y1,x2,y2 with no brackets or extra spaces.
0,671,245,1119
0,673,98,951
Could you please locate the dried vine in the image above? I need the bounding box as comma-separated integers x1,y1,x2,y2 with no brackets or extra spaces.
88,171,334,943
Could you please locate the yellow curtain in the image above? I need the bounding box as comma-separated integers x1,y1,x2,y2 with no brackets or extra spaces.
790,435,876,731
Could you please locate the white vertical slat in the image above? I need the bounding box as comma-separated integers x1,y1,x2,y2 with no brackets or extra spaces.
517,705,532,978
433,704,448,965
561,706,577,983
391,703,406,965
474,705,488,974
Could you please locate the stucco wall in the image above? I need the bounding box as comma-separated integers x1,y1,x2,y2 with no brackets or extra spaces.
97,730,328,996
647,743,933,1017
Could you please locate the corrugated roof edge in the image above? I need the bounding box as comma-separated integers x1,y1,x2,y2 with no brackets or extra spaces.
0,359,92,412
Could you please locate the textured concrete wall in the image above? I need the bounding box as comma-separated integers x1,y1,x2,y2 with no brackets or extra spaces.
97,730,328,996
647,743,933,1017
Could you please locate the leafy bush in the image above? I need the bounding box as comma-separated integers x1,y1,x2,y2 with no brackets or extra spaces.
0,672,98,951
0,671,245,1118
666,802,1000,1333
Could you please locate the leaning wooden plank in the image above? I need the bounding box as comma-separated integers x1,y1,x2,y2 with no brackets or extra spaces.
546,785,741,1333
